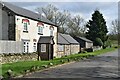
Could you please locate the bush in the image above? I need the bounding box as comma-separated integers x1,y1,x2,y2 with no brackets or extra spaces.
103,39,112,48
95,38,103,46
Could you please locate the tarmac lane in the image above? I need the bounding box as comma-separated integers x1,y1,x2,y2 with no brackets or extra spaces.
23,50,119,80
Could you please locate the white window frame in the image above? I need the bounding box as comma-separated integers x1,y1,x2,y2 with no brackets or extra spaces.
23,41,29,53
33,43,37,52
50,29,53,36
38,26,43,34
41,44,46,52
58,45,64,51
23,22,28,31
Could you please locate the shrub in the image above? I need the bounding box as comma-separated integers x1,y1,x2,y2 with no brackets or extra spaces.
95,38,103,46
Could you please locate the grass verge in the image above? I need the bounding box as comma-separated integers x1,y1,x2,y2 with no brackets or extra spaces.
1,47,117,79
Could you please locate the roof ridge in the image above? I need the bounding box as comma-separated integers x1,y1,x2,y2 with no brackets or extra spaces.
1,2,57,26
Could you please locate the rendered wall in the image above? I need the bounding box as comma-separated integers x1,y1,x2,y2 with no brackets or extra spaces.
0,40,23,53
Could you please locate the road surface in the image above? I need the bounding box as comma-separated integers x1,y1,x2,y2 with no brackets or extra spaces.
24,50,119,79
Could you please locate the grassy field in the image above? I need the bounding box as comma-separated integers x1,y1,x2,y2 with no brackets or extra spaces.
1,47,117,78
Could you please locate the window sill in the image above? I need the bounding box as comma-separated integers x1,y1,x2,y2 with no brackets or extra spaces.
23,31,28,33
38,33,43,35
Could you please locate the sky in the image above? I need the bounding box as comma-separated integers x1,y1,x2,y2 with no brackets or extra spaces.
2,0,119,33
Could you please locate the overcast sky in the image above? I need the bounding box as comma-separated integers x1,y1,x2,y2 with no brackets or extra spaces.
3,0,118,33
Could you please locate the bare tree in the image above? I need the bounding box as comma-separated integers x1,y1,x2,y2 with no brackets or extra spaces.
35,4,86,36
67,15,86,37
111,19,118,34
36,4,58,21
36,4,70,26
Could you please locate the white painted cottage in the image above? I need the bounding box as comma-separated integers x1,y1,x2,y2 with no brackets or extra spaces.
0,2,58,58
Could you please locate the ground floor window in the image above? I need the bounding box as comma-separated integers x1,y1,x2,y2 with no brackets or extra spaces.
33,43,37,52
41,44,46,52
58,45,64,51
23,41,29,53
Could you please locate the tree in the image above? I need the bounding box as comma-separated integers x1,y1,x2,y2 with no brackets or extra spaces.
67,15,86,37
86,10,108,48
35,4,70,33
111,19,118,35
36,4,86,36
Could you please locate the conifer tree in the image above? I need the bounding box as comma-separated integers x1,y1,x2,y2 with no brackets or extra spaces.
86,10,108,48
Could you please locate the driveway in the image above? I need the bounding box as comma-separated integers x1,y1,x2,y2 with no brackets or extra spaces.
23,50,119,79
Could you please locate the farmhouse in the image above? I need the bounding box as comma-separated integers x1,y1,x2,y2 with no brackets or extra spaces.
0,2,58,58
57,33,80,57
0,2,82,61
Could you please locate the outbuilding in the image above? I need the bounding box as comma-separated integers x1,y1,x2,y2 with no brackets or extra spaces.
73,37,93,51
57,33,80,57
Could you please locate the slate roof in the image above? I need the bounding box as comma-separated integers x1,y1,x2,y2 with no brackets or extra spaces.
75,37,93,43
59,33,79,44
0,2,57,26
58,33,69,45
38,36,54,44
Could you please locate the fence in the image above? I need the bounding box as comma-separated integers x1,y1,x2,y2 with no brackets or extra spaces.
0,40,23,54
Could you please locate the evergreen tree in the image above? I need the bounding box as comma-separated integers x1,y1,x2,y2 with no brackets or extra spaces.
86,10,108,47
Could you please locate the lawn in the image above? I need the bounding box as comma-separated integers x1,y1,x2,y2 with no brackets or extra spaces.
1,47,117,78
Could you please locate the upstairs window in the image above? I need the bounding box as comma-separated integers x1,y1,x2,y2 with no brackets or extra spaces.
50,29,53,36
37,22,44,35
38,26,43,35
50,26,54,36
22,19,29,32
23,23,28,32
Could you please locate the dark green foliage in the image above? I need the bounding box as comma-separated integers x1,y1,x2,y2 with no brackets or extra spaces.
86,10,108,47
95,38,103,46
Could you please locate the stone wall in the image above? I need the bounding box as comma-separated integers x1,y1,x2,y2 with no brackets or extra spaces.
0,53,38,64
70,44,80,54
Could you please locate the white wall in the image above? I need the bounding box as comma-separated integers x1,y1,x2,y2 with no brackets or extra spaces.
0,40,23,53
15,15,57,55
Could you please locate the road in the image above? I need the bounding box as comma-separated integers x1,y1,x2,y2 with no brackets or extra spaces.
23,50,119,79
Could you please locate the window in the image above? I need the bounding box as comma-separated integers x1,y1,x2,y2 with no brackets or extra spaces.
50,29,53,36
38,26,43,34
49,26,54,36
23,23,28,32
33,43,36,52
23,41,29,53
41,44,46,52
58,45,64,51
